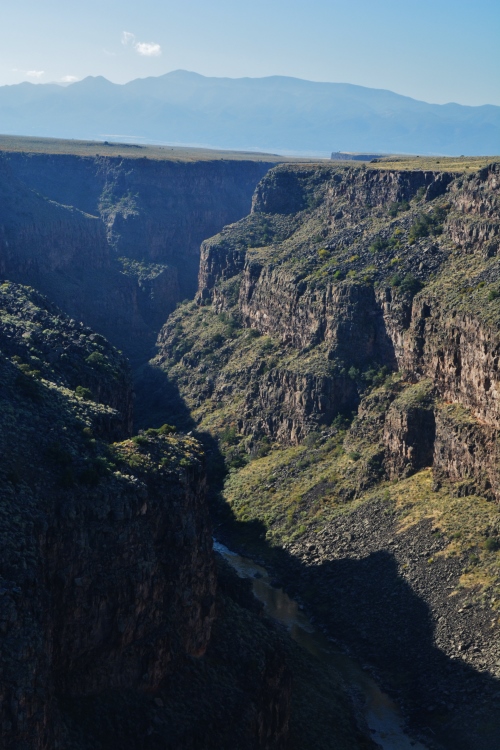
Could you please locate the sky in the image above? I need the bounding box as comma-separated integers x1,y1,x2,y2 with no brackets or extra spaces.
0,0,499,106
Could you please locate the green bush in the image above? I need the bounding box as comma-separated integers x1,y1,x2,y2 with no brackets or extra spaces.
132,434,149,446
400,273,423,296
485,537,500,552
409,206,449,243
409,214,433,241
388,200,409,217
75,385,93,400
221,425,239,446
348,366,360,381
144,423,177,437
260,337,273,352
370,236,389,253
86,351,108,368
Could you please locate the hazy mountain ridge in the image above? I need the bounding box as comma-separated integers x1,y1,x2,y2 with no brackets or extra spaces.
1,70,499,155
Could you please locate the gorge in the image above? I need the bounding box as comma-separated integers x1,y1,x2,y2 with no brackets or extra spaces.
1,138,500,749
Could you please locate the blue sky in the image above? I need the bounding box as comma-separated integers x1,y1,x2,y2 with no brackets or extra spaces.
1,0,499,105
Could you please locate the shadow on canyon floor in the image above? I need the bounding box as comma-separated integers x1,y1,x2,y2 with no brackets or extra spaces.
216,514,500,750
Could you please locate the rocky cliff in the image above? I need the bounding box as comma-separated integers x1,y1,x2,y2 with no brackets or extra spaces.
0,283,217,749
0,152,273,362
161,162,500,488
157,160,500,748
0,282,371,750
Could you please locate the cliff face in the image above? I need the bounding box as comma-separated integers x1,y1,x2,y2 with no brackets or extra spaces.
163,163,500,494
0,283,216,749
0,152,273,361
156,161,500,747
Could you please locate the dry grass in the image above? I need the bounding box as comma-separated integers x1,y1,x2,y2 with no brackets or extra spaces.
0,133,320,163
371,154,498,172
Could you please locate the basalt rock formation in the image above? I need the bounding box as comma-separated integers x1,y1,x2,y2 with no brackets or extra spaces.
0,152,273,361
0,282,217,749
0,281,372,750
160,162,500,491
157,161,500,748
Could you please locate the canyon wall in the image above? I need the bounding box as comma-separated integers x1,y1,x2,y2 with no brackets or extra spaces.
0,152,273,361
160,161,500,498
0,283,217,749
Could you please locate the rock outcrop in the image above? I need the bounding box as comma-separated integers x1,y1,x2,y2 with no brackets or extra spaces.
0,284,216,749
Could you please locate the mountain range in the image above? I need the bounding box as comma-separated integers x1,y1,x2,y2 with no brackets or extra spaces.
0,69,499,156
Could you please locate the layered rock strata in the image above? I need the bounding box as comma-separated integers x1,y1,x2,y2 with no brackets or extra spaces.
161,162,500,498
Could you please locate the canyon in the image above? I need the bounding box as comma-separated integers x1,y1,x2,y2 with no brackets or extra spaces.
1,143,500,749
0,147,274,362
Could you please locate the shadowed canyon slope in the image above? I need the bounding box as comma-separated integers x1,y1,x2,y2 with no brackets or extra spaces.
0,150,273,361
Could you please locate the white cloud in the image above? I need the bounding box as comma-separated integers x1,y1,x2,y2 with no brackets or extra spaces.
12,68,45,79
135,42,162,57
121,31,135,46
121,31,162,57
60,75,78,83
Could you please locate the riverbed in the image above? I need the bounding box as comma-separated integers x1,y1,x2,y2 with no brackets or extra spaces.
214,540,429,750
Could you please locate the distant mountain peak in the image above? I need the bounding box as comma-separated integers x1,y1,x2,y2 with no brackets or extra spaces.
0,71,498,156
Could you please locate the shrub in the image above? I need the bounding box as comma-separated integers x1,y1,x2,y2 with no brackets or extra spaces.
158,423,177,435
226,451,248,470
210,333,225,349
348,366,360,381
132,434,149,446
221,425,239,446
370,236,388,253
260,337,273,352
400,274,423,296
388,200,410,217
362,365,389,388
144,423,177,437
389,274,402,288
409,206,448,243
75,385,93,400
409,214,433,241
485,537,500,552
86,351,108,368
488,289,500,302
317,248,329,260
304,431,321,448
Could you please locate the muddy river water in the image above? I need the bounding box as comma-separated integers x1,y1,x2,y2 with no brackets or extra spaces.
214,540,429,750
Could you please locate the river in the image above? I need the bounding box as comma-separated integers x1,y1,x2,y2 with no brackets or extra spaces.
214,540,429,750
